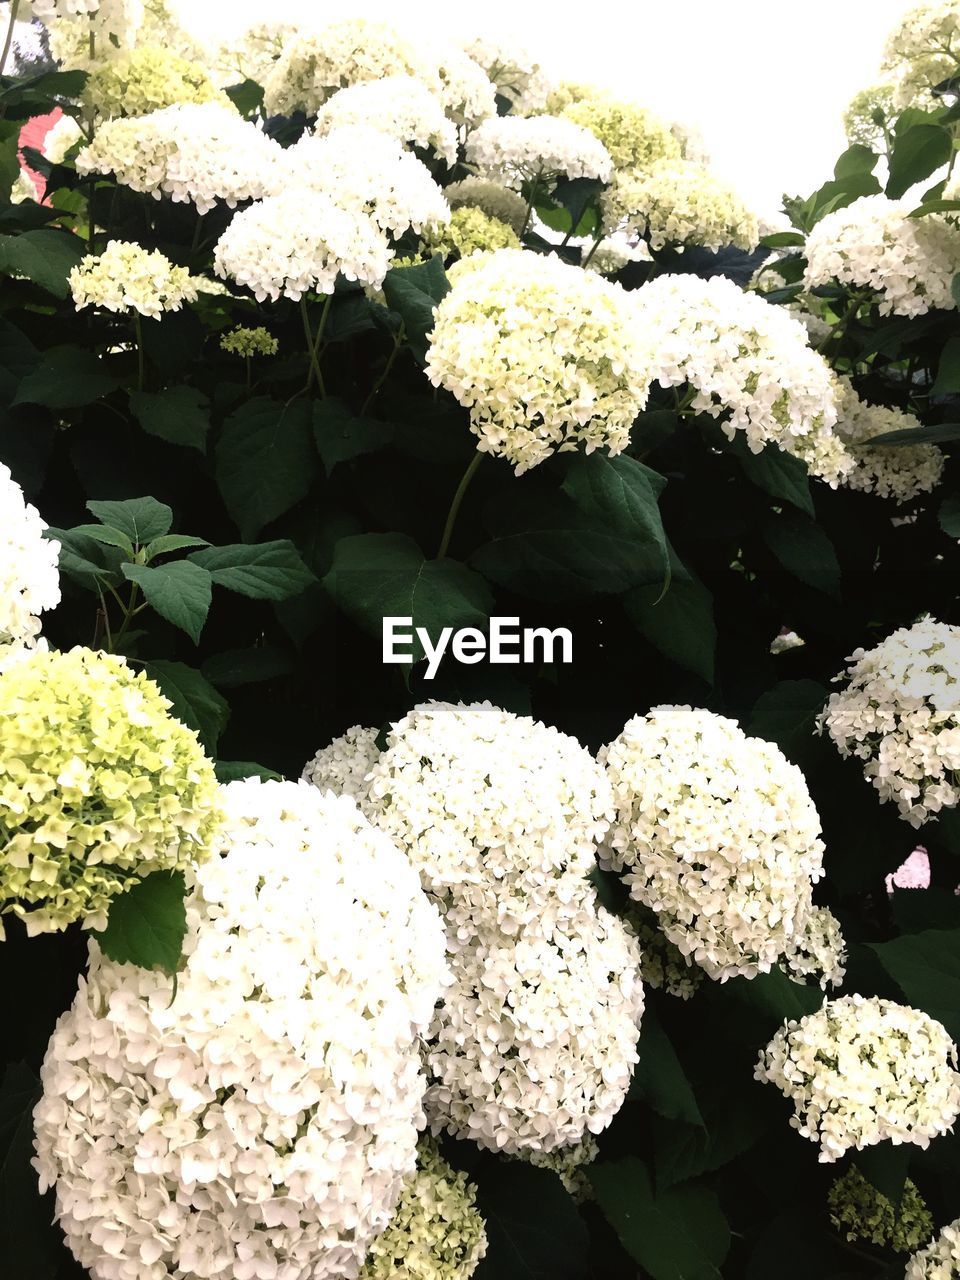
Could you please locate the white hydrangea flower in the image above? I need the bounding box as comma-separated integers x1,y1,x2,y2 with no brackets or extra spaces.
76,102,283,216
844,84,898,150
444,176,528,233
465,115,612,190
313,76,458,165
602,160,759,252
756,995,960,1162
781,905,848,990
634,273,852,486
834,378,945,504
583,235,651,275
424,41,497,129
35,0,144,69
33,779,448,1280
906,1217,960,1279
425,248,657,475
461,33,551,114
209,21,294,89
559,91,682,170
819,616,960,826
624,904,704,1000
882,1,960,108
43,113,83,165
282,127,450,238
804,196,960,318
214,189,392,302
599,706,832,982
70,240,199,318
0,464,60,654
302,725,381,805
519,1136,599,1203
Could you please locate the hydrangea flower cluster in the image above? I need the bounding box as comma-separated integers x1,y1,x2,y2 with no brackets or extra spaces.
425,248,657,474
69,240,199,317
420,206,520,262
219,326,278,358
625,904,704,1000
209,20,292,87
34,0,144,69
302,724,382,805
560,93,681,170
359,1138,487,1280
755,994,960,1162
465,115,612,190
0,463,60,656
77,102,283,215
0,648,220,939
81,46,228,119
602,160,759,252
599,706,835,982
634,273,852,485
843,84,897,150
444,176,528,233
461,34,551,114
520,1137,599,1203
780,905,848,991
881,1,960,107
828,1167,933,1254
33,779,448,1280
803,196,960,318
818,617,960,826
906,1218,960,1279
214,190,392,302
313,76,458,166
583,236,651,276
834,379,945,503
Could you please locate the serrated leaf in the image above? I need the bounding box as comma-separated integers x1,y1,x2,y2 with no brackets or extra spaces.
313,396,394,472
887,123,953,199
14,345,119,408
94,871,187,975
122,561,212,643
66,522,135,558
215,761,282,783
474,1162,589,1280
87,496,173,545
0,228,84,298
763,512,840,597
189,540,315,601
143,659,230,753
216,397,318,539
130,386,210,452
630,1008,704,1127
202,645,293,687
143,534,210,561
749,679,828,764
381,256,449,362
868,929,960,1040
625,571,716,683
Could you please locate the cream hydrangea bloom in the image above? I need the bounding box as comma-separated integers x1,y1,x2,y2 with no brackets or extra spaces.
82,45,230,119
803,196,960,318
77,102,283,215
561,93,681,171
844,84,897,150
906,1218,960,1278
819,616,960,825
600,706,834,982
780,905,848,991
520,1137,599,1203
0,647,220,939
602,160,759,252
70,241,199,318
466,114,612,190
834,378,945,503
421,206,520,261
425,249,657,474
302,724,382,805
634,273,852,485
0,464,60,656
462,33,551,114
34,0,144,69
209,21,294,88
214,190,392,302
583,236,652,275
756,994,960,1162
33,778,449,1279
444,176,528,233
882,1,960,108
828,1166,933,1254
313,76,458,165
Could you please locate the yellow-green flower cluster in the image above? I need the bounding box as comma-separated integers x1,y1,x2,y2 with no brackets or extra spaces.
82,46,230,120
220,326,279,358
521,1138,599,1203
882,1,960,108
422,207,520,262
626,904,704,1000
359,1138,487,1280
0,647,221,939
828,1167,933,1253
603,160,759,252
561,93,681,171
69,241,199,319
844,84,897,151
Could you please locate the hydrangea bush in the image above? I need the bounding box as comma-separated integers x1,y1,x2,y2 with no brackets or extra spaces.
0,3,959,1279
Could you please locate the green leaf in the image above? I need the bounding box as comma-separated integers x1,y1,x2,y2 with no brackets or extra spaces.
313,396,394,472
868,929,960,1040
724,968,825,1022
46,528,121,589
589,1158,730,1280
381,256,449,361
94,871,187,975
224,77,264,116
871,421,960,446
324,532,492,664
475,1162,589,1280
630,1008,704,1127
215,760,281,783
67,522,135,558
856,1143,911,1210
0,228,84,298
834,144,878,179
763,512,840,597
748,679,827,764
202,645,293,687
14,345,119,408
87,497,173,545
216,397,318,540
887,123,953,199
143,534,211,561
122,561,212,643
130,386,211,452
188,540,315,601
625,571,716,683
940,493,960,537
143,659,230,753
759,231,806,249
0,1062,58,1277
733,438,815,516
932,334,960,397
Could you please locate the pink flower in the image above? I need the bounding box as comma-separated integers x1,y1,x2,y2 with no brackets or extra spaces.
18,108,63,203
885,847,931,893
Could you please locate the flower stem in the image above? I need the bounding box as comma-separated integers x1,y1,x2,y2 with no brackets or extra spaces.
300,294,332,395
519,166,544,239
133,312,145,391
360,326,403,415
437,452,483,560
0,0,21,78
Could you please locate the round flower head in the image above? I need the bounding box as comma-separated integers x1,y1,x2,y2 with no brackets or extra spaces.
219,326,278,358
214,189,392,302
755,994,960,1162
828,1166,933,1254
359,1137,487,1280
906,1217,960,1278
313,76,458,166
561,93,681,170
284,127,450,238
0,463,60,655
599,706,831,981
834,379,945,503
303,725,381,806
421,206,520,262
780,905,847,991
424,40,497,129
634,273,852,486
819,616,960,826
461,34,551,114
844,84,897,150
602,160,759,252
465,115,612,190
69,241,198,318
426,889,644,1155
76,102,284,215
33,779,448,1279
882,1,960,108
425,248,657,475
0,647,220,939
34,0,144,70
803,196,960,318
81,45,230,119
444,176,528,233
210,20,293,88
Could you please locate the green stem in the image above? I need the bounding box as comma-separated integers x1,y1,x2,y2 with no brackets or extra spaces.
582,232,604,267
360,328,403,415
114,583,140,646
300,294,332,395
133,312,145,392
0,0,20,77
437,452,483,560
245,354,252,391
519,166,544,239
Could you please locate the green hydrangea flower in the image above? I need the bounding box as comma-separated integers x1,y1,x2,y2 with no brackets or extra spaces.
360,1138,487,1280
422,207,520,264
0,647,221,939
828,1167,933,1254
83,46,231,120
561,94,681,171
220,326,280,358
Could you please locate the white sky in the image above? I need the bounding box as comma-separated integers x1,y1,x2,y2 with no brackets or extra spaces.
175,0,914,216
